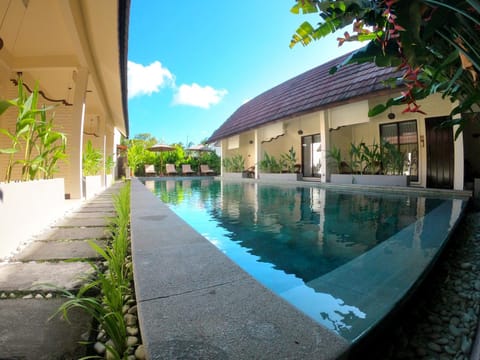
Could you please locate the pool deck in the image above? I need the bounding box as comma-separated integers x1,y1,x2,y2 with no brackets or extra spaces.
131,177,471,358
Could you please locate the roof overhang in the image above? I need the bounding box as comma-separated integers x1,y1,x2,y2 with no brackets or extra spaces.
0,0,130,136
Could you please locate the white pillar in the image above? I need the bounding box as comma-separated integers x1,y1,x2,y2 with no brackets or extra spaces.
452,103,464,190
254,129,260,179
69,68,89,199
99,115,106,188
220,139,226,177
319,111,330,183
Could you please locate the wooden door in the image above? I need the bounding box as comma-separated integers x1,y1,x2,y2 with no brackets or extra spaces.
426,116,454,189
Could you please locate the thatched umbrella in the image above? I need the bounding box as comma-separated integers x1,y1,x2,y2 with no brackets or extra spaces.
147,143,175,175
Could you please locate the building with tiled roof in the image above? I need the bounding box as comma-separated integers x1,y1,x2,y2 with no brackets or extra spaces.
209,51,480,191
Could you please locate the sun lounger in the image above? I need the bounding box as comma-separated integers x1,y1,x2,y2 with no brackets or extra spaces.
182,164,195,176
165,164,177,175
243,166,255,178
200,164,214,175
144,164,156,176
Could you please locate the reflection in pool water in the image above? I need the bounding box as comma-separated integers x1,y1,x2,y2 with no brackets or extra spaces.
145,179,464,342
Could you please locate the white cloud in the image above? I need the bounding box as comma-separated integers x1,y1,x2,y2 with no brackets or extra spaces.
127,60,173,98
173,83,227,109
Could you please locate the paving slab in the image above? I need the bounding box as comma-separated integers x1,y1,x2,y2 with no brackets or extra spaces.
75,206,116,213
54,216,111,227
34,226,109,241
83,199,114,208
0,298,91,359
140,277,349,360
63,211,116,219
0,262,94,292
13,239,105,262
81,202,115,209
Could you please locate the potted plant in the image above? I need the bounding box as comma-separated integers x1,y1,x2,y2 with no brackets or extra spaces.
105,154,115,187
329,140,409,187
328,145,354,184
260,148,302,181
0,78,67,258
82,140,103,198
222,153,245,179
259,152,282,173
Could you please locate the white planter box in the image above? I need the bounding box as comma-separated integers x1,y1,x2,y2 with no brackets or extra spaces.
83,175,103,199
330,174,354,184
353,174,410,187
259,173,302,181
0,178,65,259
330,174,409,187
106,174,114,188
222,172,243,179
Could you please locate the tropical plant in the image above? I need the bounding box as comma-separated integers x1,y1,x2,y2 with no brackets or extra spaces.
82,140,103,176
327,145,343,173
349,142,363,174
280,146,297,173
328,140,405,175
105,155,115,175
223,153,245,172
360,141,381,175
0,77,67,182
289,1,480,136
259,152,283,173
381,139,406,175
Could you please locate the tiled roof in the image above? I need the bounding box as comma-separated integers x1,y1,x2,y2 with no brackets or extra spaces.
208,51,405,143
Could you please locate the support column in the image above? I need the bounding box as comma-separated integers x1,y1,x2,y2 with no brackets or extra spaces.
99,115,106,188
453,124,464,190
69,68,89,199
220,139,226,177
254,129,260,179
452,103,464,190
319,111,330,183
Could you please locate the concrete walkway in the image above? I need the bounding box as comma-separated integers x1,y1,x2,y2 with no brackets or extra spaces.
0,183,123,359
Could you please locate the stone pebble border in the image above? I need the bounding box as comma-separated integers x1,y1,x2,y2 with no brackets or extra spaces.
361,209,480,359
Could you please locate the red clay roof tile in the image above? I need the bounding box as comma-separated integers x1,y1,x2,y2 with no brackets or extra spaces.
208,51,405,143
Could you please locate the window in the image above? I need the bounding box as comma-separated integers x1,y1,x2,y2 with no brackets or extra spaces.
380,120,418,181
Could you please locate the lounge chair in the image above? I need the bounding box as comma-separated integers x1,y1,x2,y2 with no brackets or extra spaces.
243,166,255,178
200,164,214,175
144,164,156,176
182,164,195,176
165,164,177,176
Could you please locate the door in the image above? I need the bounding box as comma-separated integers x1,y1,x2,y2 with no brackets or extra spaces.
426,116,454,189
302,134,321,177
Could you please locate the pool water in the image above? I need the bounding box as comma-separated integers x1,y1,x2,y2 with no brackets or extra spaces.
144,178,465,341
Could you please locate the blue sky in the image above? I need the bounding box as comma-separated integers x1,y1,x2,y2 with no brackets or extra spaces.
127,1,364,146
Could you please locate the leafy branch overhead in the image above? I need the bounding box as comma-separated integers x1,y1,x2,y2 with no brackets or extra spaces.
290,0,480,135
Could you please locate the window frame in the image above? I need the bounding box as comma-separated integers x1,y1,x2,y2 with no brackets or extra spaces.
379,120,419,181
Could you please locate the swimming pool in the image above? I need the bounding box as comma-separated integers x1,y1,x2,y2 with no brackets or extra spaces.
144,178,466,342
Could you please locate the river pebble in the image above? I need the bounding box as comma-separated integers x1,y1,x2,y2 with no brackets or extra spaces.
361,210,480,359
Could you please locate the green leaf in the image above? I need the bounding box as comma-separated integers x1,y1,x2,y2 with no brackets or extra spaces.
368,104,388,117
0,100,12,115
0,148,19,154
290,3,300,14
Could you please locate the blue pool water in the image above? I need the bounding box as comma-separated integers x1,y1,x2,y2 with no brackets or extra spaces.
144,178,465,341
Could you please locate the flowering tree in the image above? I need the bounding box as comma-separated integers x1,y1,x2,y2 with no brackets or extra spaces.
290,0,480,136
